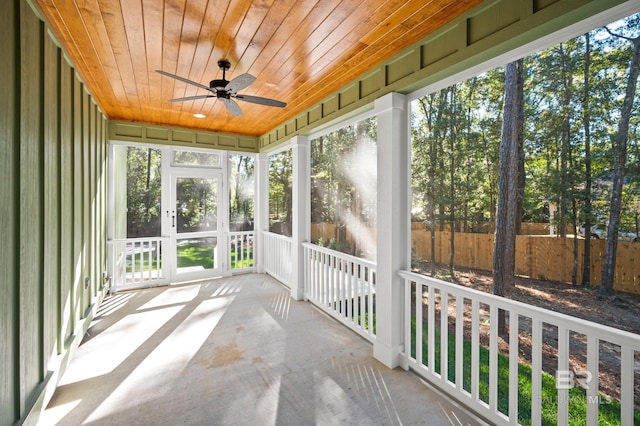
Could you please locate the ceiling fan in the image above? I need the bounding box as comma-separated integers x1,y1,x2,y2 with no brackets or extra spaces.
156,60,286,116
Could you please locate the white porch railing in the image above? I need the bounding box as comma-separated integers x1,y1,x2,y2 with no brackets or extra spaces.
228,231,255,273
399,270,640,426
109,237,169,290
303,243,376,342
263,232,293,286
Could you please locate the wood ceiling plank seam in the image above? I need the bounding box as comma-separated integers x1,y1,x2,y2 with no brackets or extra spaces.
285,1,481,113
227,0,278,72
283,0,479,111
233,0,299,85
96,0,144,119
282,0,358,77
38,0,117,117
245,0,318,90
357,0,430,46
294,1,380,75
215,1,253,69
160,0,191,125
186,0,226,117
75,0,130,118
265,0,342,87
120,0,151,111
173,0,211,116
142,0,168,123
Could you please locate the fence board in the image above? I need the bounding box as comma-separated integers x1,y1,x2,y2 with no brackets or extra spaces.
412,230,640,295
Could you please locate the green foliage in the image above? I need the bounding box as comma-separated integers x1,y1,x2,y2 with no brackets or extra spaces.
410,14,640,238
269,149,293,236
126,147,162,237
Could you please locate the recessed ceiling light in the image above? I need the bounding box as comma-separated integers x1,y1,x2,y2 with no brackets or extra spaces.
193,113,206,119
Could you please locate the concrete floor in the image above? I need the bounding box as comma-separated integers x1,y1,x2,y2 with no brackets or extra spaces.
41,274,485,426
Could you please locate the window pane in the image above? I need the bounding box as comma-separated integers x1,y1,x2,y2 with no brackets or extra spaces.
269,150,292,237
229,154,255,231
126,146,162,238
310,116,377,259
173,149,220,167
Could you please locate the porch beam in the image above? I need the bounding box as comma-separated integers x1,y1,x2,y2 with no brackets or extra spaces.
373,92,409,369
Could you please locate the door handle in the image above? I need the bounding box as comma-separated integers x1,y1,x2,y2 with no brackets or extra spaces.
172,212,175,228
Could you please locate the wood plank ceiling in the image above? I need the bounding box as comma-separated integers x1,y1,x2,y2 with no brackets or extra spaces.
34,0,482,137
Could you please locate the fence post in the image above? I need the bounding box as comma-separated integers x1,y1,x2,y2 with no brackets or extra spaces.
373,92,408,368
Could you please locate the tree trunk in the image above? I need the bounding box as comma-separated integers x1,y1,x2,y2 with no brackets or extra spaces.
515,59,525,236
600,35,640,296
581,33,593,287
493,61,521,334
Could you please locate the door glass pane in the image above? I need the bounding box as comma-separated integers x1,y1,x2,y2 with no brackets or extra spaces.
176,237,217,273
175,177,218,233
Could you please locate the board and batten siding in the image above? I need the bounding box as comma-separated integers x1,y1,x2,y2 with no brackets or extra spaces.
0,1,108,424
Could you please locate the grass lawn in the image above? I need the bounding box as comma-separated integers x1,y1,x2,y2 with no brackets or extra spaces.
177,242,214,269
230,247,253,269
411,318,640,425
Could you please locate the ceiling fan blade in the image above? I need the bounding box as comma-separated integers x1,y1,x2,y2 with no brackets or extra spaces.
226,73,256,93
168,95,215,102
221,98,243,116
235,94,286,108
156,70,212,92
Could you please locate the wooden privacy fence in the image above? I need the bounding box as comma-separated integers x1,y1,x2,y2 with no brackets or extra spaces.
412,230,640,295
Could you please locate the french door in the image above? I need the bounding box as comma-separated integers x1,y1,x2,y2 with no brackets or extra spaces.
169,169,224,282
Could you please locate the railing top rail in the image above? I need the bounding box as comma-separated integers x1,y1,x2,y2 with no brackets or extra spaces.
399,269,640,349
303,242,376,270
228,230,255,236
263,231,293,242
108,237,169,244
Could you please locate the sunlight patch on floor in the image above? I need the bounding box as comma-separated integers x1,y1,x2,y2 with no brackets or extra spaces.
86,295,233,423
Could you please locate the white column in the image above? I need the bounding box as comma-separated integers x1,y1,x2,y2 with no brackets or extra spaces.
373,92,409,369
291,135,310,300
255,152,270,273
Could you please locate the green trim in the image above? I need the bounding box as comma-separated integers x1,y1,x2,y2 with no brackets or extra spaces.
108,120,259,152
258,0,634,150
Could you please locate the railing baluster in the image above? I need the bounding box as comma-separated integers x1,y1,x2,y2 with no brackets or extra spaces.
427,286,435,373
416,282,423,366
620,346,634,426
471,298,479,401
531,318,542,425
508,312,519,423
455,294,463,391
489,305,498,414
586,335,599,426
557,325,569,426
441,290,449,384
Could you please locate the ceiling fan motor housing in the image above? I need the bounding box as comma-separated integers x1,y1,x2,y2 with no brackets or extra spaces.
210,60,232,91
210,79,228,91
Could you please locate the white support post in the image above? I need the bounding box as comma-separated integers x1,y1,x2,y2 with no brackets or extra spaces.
291,136,310,300
373,92,409,369
255,152,270,273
